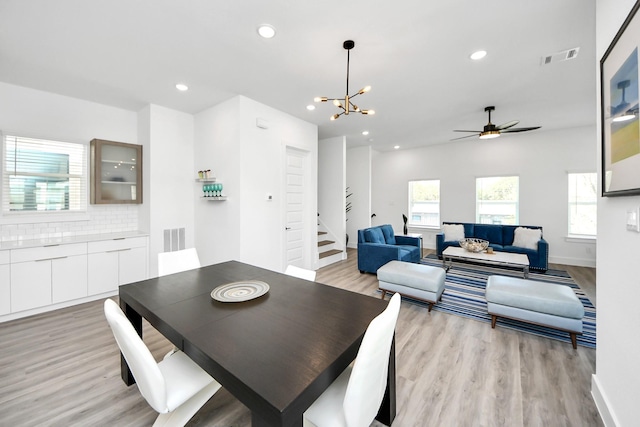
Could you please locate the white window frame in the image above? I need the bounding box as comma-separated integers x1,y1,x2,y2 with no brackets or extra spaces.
568,172,597,238
476,176,519,225
407,179,440,228
2,133,88,222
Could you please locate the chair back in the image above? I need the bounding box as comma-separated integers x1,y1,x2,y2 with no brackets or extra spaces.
103,299,168,413
284,265,316,281
158,248,200,277
343,293,401,427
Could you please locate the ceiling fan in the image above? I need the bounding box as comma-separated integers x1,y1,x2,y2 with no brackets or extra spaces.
451,106,541,140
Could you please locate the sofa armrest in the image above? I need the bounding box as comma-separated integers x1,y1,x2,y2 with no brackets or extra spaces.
537,238,549,270
395,235,420,247
436,233,445,256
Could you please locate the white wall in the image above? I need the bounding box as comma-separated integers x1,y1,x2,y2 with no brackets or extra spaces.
318,136,346,249
138,104,195,277
194,97,242,266
194,95,317,272
0,82,140,239
593,1,640,426
370,126,597,266
346,146,372,248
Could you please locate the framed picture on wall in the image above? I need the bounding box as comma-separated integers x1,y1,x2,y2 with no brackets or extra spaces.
601,0,640,197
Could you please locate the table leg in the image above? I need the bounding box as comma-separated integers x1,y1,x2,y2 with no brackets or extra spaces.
120,299,141,386
443,256,452,272
376,336,396,426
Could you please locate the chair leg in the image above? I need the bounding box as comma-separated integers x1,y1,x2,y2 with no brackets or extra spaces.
380,290,387,300
570,333,577,349
491,315,497,328
428,302,433,312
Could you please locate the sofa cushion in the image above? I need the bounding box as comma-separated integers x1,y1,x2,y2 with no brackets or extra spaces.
364,227,385,244
397,246,420,261
474,224,503,245
380,224,396,245
443,224,464,242
512,227,541,250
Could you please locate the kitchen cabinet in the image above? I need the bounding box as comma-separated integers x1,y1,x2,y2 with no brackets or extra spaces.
10,243,87,313
90,139,142,204
88,236,148,295
0,251,10,315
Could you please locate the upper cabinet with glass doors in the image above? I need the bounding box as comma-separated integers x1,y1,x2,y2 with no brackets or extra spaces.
90,139,142,204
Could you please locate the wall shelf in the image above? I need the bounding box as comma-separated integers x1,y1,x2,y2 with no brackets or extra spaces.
201,196,227,201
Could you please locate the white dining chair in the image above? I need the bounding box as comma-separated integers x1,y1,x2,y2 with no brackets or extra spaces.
158,248,200,277
285,265,317,281
303,292,401,427
104,299,221,427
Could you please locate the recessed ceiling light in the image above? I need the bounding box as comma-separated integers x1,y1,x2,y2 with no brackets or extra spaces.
470,50,487,60
306,105,316,111
175,83,189,91
257,24,276,39
362,131,369,135
394,145,400,150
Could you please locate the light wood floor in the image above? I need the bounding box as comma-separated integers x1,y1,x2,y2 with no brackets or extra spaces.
0,250,602,426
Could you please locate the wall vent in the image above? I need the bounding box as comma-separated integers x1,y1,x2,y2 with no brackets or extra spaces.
541,47,580,65
163,227,185,252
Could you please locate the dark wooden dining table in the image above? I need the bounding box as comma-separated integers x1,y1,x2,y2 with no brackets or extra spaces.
118,260,396,427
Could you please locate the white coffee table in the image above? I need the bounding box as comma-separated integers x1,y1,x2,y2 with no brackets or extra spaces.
442,246,530,278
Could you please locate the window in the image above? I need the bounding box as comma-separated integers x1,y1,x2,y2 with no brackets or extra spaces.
408,180,440,227
2,134,87,213
568,172,597,236
476,176,519,225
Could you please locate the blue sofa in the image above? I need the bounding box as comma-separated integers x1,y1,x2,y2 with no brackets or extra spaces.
436,222,549,271
358,224,421,274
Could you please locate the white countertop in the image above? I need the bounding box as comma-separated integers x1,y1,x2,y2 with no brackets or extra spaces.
0,231,149,251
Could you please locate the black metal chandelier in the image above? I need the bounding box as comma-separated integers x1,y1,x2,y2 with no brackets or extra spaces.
314,40,375,120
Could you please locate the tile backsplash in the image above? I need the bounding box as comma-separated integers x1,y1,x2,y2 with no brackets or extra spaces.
0,205,139,242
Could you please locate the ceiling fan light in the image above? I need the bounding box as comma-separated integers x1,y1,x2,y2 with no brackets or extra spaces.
613,113,636,122
479,131,500,139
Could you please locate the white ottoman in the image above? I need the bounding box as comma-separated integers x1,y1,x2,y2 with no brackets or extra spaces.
377,260,446,312
486,275,584,349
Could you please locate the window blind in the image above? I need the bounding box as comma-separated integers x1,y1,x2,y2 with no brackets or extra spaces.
2,134,87,213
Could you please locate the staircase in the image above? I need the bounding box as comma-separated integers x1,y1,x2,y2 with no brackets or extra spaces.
317,225,346,268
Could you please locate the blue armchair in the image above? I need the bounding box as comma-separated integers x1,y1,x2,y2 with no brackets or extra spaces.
357,224,421,274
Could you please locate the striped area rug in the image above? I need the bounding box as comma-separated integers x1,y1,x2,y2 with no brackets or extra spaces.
400,255,596,348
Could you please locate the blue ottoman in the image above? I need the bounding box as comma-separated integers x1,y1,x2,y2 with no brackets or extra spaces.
486,275,584,349
377,260,446,312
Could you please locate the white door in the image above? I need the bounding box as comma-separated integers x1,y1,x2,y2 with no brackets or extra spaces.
285,148,308,268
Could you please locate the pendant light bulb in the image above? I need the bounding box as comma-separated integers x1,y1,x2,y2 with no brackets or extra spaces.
330,113,340,121
314,97,327,103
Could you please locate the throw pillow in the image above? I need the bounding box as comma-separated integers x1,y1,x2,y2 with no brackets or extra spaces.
380,225,396,245
443,224,465,242
512,227,542,250
364,227,385,244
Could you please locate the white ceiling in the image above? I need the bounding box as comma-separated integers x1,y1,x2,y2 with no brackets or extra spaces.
0,0,596,151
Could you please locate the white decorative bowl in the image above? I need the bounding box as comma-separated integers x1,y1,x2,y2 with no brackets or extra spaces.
459,238,489,253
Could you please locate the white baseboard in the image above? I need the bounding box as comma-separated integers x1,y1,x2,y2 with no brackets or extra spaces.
0,290,118,323
549,255,596,268
591,374,619,427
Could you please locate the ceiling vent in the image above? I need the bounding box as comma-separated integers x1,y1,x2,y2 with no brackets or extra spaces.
541,47,580,65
